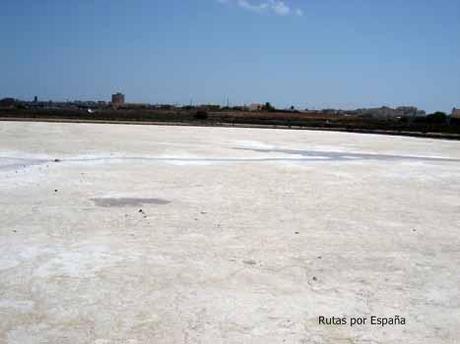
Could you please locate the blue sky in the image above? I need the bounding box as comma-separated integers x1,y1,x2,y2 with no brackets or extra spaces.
0,0,459,112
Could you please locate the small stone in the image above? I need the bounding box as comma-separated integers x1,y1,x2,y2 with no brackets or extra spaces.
54,159,60,162
295,232,300,235
312,276,318,281
54,189,58,193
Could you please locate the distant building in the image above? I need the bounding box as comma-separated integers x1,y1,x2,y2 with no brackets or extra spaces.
112,93,125,107
452,108,460,119
354,106,425,119
34,96,38,103
248,103,263,111
396,106,426,117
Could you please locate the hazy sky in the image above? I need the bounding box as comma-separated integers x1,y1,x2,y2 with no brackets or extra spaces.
1,0,459,112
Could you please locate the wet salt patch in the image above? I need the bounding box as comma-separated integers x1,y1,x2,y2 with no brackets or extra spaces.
283,156,330,161
0,152,65,175
0,158,49,171
78,154,282,166
0,158,29,170
342,155,361,160
0,149,381,169
92,197,170,207
0,151,52,160
5,150,450,169
60,154,220,166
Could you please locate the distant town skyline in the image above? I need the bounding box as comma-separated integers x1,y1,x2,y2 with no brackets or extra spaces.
1,0,459,113
0,93,443,114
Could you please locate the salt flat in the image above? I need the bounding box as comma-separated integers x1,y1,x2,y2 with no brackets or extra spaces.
0,121,459,344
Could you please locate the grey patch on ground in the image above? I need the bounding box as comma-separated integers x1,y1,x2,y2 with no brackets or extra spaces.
4,151,458,169
0,157,49,171
234,147,460,163
91,197,170,207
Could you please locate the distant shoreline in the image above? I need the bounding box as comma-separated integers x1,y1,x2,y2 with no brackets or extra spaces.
2,116,459,141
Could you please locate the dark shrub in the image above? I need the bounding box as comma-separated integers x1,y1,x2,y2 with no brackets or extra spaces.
194,110,208,120
427,112,448,124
